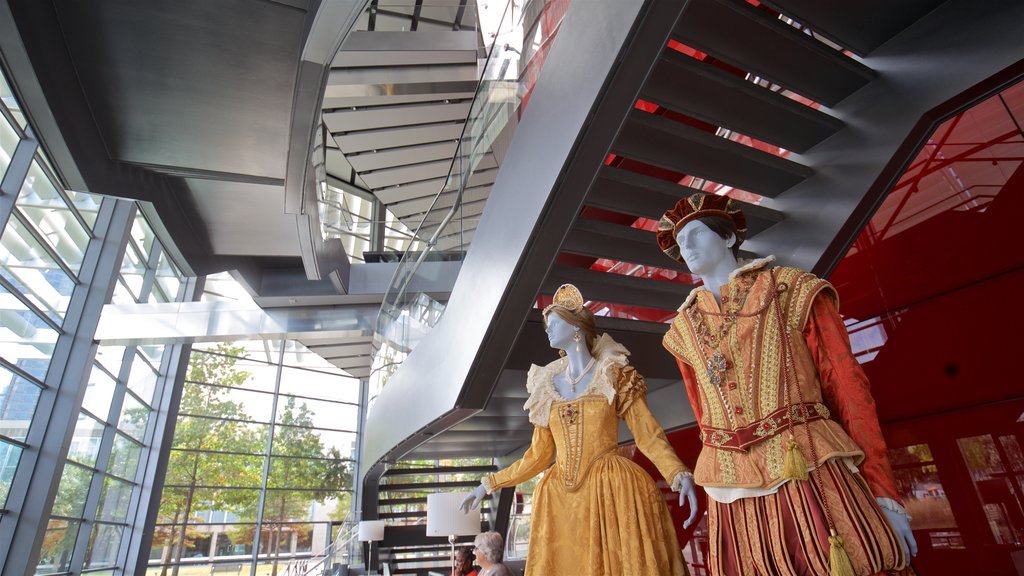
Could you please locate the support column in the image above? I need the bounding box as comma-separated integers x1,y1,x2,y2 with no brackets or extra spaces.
124,275,204,576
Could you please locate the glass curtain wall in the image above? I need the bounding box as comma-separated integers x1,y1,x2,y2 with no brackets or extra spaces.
37,213,187,575
149,328,359,576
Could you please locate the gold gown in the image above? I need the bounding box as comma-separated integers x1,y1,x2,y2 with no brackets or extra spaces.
482,335,689,576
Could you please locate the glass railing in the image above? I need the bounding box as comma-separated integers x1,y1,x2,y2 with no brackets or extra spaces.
368,0,528,403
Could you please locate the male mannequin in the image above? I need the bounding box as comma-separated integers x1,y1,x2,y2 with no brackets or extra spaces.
658,193,916,576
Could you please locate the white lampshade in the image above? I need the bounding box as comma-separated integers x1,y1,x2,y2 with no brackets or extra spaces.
426,492,480,537
358,520,386,542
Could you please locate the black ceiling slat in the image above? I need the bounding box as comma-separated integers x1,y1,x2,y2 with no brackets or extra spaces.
613,110,812,197
673,0,876,107
543,265,691,311
563,218,690,272
644,50,843,153
586,167,784,236
761,0,947,57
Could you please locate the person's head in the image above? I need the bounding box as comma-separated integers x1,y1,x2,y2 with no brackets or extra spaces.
656,193,747,270
542,284,597,353
454,546,474,573
472,531,504,566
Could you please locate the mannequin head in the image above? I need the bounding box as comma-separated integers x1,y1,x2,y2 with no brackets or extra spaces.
676,218,738,275
544,306,598,353
656,192,747,265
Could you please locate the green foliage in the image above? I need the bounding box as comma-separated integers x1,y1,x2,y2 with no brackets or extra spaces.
157,343,356,576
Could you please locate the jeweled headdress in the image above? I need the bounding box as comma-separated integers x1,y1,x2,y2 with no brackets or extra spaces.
542,283,585,316
656,192,748,263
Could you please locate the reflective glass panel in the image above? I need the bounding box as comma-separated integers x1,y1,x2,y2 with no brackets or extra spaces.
117,392,149,441
164,451,264,489
117,245,145,303
107,433,142,480
130,216,156,262
271,427,355,459
0,440,22,506
278,365,359,404
96,476,133,522
180,382,273,424
94,345,126,380
0,282,59,380
267,456,350,491
51,462,92,518
0,363,41,441
152,251,181,303
16,160,91,274
170,417,268,454
127,352,157,405
0,70,25,129
84,523,123,569
36,518,80,575
67,412,105,467
0,111,19,183
274,395,357,432
82,365,117,422
64,190,103,231
0,214,75,321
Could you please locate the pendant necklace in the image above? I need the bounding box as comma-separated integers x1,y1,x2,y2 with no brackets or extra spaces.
566,356,597,394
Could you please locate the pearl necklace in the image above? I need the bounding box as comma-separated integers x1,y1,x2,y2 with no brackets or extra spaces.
566,356,597,393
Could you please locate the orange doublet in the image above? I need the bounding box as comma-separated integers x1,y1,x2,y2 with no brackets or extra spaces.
664,258,901,503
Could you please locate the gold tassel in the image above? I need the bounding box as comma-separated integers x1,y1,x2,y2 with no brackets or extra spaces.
828,529,856,576
782,438,809,481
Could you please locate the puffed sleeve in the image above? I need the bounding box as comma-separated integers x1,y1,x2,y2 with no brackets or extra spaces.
481,425,555,494
676,358,704,426
616,365,689,483
805,293,902,504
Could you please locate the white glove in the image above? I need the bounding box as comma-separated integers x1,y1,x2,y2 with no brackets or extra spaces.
460,484,487,513
877,497,917,559
672,472,700,529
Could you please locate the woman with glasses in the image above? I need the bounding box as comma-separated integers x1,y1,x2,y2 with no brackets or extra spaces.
471,532,515,576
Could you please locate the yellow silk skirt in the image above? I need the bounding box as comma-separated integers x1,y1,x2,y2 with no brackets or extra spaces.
523,453,688,576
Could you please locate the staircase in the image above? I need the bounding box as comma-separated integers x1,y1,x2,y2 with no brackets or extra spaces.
374,463,505,576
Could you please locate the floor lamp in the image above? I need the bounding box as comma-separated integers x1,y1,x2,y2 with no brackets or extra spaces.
426,492,481,576
358,520,385,575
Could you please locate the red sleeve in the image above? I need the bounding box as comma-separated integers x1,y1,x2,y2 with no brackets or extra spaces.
804,294,902,504
676,358,704,426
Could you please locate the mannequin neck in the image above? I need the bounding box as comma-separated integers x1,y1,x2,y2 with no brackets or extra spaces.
698,253,741,302
561,342,594,376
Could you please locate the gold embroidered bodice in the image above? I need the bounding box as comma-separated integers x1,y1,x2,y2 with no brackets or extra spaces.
549,395,619,491
483,334,686,494
663,259,865,489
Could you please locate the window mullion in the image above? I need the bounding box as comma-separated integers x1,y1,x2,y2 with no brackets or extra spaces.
0,135,36,231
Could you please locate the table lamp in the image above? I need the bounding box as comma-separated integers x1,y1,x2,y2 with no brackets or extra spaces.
358,520,386,575
426,492,481,576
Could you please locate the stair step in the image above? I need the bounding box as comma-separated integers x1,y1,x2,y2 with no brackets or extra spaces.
380,495,491,507
644,49,843,153
380,480,483,491
383,465,497,476
673,0,875,106
614,109,812,198
379,507,492,520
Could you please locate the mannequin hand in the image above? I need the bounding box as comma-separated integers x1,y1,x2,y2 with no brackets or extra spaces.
877,498,917,559
460,484,487,513
672,472,700,529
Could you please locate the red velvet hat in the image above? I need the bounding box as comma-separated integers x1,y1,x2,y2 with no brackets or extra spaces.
656,193,748,263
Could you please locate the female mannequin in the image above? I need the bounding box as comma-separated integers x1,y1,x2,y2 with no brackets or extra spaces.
657,193,916,576
460,284,696,575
